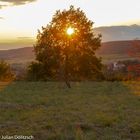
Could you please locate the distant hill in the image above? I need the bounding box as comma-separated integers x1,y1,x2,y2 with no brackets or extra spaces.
0,47,35,64
97,40,140,63
0,40,140,64
98,40,134,55
94,24,140,42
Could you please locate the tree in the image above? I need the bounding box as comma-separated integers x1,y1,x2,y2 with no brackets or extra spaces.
0,60,14,81
29,6,103,86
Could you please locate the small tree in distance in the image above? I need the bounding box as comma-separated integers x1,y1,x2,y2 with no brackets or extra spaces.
0,60,14,82
28,6,103,87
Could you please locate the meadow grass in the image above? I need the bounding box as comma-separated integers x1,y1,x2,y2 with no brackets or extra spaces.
0,81,140,140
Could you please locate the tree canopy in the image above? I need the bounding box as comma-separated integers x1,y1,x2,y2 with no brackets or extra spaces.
28,6,103,82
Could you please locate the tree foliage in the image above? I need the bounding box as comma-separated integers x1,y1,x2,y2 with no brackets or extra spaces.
28,6,103,81
0,60,14,81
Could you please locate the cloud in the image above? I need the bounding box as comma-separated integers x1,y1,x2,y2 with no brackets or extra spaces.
0,0,36,8
17,37,34,40
0,17,4,19
0,4,6,9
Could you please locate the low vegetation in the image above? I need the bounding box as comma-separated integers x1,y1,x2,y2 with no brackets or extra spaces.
0,60,14,82
0,81,140,139
103,60,140,81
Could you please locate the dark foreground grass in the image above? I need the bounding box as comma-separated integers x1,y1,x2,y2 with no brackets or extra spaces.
0,82,140,140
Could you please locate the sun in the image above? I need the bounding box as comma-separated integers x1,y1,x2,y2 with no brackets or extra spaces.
66,27,75,36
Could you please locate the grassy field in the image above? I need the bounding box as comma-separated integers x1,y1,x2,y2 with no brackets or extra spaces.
0,81,140,140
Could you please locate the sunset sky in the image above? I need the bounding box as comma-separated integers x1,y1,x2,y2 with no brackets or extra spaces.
0,0,140,43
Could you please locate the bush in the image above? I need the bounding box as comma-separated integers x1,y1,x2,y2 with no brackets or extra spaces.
27,61,52,81
0,60,15,81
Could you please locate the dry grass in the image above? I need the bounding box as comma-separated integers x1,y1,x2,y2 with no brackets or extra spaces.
0,82,11,91
0,81,140,140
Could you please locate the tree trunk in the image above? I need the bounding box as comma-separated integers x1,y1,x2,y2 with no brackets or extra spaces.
64,51,71,88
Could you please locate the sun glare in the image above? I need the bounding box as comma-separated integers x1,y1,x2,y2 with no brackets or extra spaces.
66,27,74,36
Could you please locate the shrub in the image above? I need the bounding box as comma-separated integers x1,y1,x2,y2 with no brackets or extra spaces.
0,60,15,81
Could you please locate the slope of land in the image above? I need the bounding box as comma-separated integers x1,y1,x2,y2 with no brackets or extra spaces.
0,47,35,64
0,81,140,139
97,40,140,63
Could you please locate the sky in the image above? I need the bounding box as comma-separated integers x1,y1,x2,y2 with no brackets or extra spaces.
0,0,140,43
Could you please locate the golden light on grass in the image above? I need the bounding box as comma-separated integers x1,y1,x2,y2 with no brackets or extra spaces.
66,27,75,36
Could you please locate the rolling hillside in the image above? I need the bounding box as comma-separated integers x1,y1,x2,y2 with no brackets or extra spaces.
98,40,133,55
97,40,140,63
0,47,35,64
0,40,140,64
